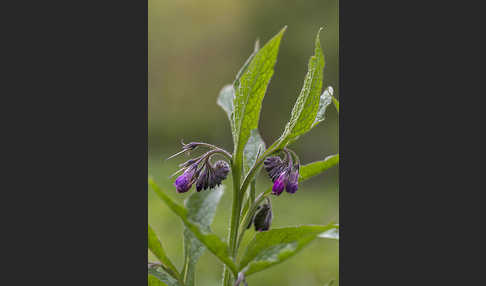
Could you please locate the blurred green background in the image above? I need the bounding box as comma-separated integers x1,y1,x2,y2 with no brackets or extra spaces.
149,0,339,285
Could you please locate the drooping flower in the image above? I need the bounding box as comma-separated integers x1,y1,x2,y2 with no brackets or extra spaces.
195,160,230,191
264,156,285,182
286,166,299,194
174,164,197,193
213,160,230,184
196,166,209,192
272,171,288,196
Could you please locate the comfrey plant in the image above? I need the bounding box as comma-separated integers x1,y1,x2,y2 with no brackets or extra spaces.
148,26,339,286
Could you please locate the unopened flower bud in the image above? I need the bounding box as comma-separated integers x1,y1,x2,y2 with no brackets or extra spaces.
174,164,197,193
213,160,230,184
253,203,272,231
196,166,209,192
286,167,299,194
272,171,288,196
264,156,285,182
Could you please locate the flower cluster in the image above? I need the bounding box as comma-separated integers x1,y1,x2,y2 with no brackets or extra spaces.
174,159,229,193
264,152,300,196
170,142,231,193
195,160,230,191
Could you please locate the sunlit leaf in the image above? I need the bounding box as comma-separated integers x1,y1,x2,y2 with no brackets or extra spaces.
239,224,338,276
312,86,333,127
318,225,339,240
278,28,325,146
233,27,286,171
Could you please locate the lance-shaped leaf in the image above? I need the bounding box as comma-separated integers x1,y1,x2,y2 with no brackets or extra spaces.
318,224,339,240
148,266,180,286
239,224,338,276
182,187,224,286
232,27,286,169
277,28,326,147
148,224,181,283
299,154,339,181
148,178,238,275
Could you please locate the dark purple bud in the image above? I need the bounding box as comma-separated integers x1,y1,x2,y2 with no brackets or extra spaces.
253,203,272,232
286,167,299,194
246,205,261,229
196,166,209,192
213,160,230,183
174,164,196,193
264,156,285,182
208,170,217,189
272,171,288,196
264,156,282,170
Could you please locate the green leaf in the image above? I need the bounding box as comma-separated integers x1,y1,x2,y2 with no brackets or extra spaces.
278,28,325,146
312,86,333,127
218,40,260,139
332,95,339,113
148,266,180,286
299,154,339,182
243,129,266,176
239,224,338,276
182,187,224,286
148,178,238,276
234,39,260,87
217,84,234,125
233,27,286,169
318,225,339,240
148,225,181,282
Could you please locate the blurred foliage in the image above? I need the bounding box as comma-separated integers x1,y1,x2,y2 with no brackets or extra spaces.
149,0,338,285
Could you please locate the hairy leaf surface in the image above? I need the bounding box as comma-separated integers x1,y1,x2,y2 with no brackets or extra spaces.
278,28,325,146
148,266,180,286
239,224,338,276
243,129,266,176
312,86,333,127
233,27,286,168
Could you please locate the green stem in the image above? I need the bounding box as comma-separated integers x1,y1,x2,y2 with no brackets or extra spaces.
223,162,242,286
239,146,277,196
237,187,272,249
